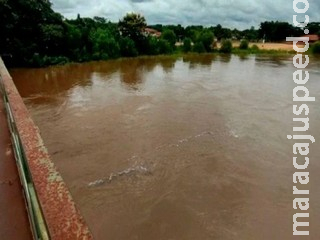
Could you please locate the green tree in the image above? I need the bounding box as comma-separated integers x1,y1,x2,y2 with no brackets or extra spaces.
241,27,258,41
161,29,177,47
239,39,249,50
220,40,233,53
157,39,173,54
251,44,260,53
198,30,214,52
308,22,320,34
185,26,203,43
312,42,320,54
118,13,147,53
89,28,120,60
183,38,192,53
193,42,206,53
259,21,303,42
65,24,83,60
213,24,231,41
119,37,138,57
146,37,160,55
0,0,66,66
40,24,65,55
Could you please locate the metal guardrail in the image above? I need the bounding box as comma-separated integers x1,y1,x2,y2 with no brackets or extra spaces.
0,75,50,240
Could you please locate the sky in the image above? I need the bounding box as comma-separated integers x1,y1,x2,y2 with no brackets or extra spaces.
50,0,320,30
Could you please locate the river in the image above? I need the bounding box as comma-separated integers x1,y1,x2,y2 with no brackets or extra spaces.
10,54,320,239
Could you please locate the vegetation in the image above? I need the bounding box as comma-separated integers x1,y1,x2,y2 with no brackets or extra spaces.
251,44,260,52
157,39,174,54
220,40,233,53
161,29,177,47
182,38,192,53
118,13,147,54
259,21,303,42
197,29,215,52
239,40,249,50
1,0,320,68
193,42,206,53
312,42,320,54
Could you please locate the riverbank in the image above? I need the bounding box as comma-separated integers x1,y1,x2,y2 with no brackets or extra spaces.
8,42,319,70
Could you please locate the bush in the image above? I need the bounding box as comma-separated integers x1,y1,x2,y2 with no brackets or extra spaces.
198,30,214,52
120,37,138,57
312,41,320,54
183,38,192,53
161,29,177,47
239,40,249,50
251,44,260,52
146,37,160,55
89,28,120,59
42,56,69,66
220,40,233,53
157,39,173,54
193,42,206,53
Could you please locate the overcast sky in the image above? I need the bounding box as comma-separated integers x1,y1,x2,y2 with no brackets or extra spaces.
50,0,320,30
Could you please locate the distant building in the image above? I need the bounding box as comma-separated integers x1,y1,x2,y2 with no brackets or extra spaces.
297,34,319,45
287,34,319,45
144,28,162,38
303,34,319,43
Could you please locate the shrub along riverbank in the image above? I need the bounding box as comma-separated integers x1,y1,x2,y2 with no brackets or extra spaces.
9,41,320,68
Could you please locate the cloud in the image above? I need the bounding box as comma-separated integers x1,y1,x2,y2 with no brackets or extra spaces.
50,0,320,30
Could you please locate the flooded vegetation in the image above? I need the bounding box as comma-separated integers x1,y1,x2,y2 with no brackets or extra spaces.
11,55,320,239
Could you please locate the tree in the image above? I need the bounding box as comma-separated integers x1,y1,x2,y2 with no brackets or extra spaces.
157,39,173,54
242,27,258,41
118,13,147,53
251,44,260,52
220,40,233,53
198,29,214,52
65,24,83,60
312,42,320,54
2,0,319,68
239,40,249,50
89,28,120,60
161,29,177,47
259,21,303,42
119,13,146,37
40,24,65,55
146,37,160,55
213,24,231,41
308,22,320,35
119,37,138,57
0,0,66,66
183,38,192,53
185,26,203,42
193,42,206,53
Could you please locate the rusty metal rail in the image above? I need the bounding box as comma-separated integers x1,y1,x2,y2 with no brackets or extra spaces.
0,57,92,240
0,74,50,239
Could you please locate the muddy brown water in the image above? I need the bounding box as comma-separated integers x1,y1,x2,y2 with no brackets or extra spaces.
10,55,320,239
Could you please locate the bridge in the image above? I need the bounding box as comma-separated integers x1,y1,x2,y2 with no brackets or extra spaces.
0,58,93,239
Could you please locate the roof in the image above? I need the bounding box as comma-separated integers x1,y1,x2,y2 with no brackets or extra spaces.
145,28,158,33
144,28,162,37
302,34,319,41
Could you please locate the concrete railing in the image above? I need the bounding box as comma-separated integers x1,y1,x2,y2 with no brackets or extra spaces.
0,58,93,240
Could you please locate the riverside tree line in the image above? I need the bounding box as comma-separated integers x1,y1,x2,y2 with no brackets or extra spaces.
1,0,320,67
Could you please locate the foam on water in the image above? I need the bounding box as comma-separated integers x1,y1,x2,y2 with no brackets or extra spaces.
88,165,149,187
88,131,217,187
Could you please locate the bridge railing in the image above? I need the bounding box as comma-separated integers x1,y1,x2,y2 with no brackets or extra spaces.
0,58,93,240
0,71,49,239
